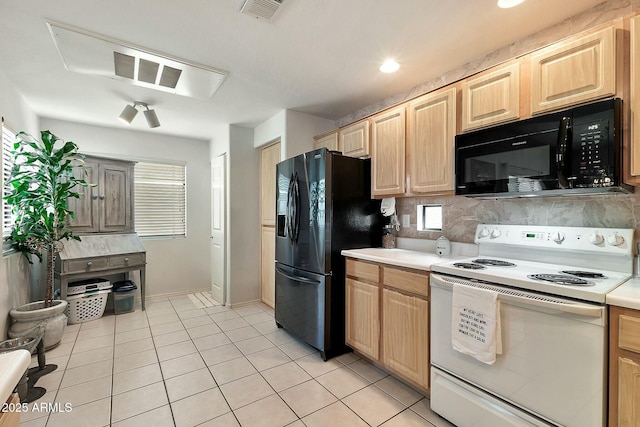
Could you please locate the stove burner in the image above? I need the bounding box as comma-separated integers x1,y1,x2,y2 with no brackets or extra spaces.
527,274,595,286
472,258,517,267
454,262,487,270
561,270,606,279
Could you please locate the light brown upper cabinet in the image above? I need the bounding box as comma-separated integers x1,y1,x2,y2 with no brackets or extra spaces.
314,130,339,152
371,106,406,197
407,87,456,194
461,61,520,131
68,156,134,234
631,15,640,177
260,142,281,227
260,141,281,308
530,26,616,114
339,119,369,158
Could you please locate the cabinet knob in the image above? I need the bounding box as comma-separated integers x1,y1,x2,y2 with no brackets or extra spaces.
124,257,129,263
91,195,98,200
99,195,105,200
87,261,93,267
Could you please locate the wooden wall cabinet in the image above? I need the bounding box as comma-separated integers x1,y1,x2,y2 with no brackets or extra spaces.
260,142,281,308
530,26,616,114
339,119,369,158
461,61,520,131
68,156,134,234
314,130,339,152
407,87,456,194
345,258,429,392
371,106,406,196
609,305,640,426
260,226,276,308
630,16,640,177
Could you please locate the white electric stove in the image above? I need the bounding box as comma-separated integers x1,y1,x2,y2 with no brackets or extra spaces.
429,224,634,427
431,224,634,303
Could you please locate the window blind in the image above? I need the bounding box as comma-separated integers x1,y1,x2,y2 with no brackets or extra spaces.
134,162,186,238
2,121,16,239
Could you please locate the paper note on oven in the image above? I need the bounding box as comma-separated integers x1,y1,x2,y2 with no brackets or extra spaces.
451,284,502,365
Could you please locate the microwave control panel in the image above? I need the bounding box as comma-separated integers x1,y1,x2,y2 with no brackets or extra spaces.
573,119,612,187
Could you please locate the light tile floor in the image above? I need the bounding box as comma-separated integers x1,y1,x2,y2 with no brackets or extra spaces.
19,295,455,427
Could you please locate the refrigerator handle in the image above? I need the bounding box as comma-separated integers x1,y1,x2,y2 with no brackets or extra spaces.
291,172,300,243
286,174,295,242
275,266,321,285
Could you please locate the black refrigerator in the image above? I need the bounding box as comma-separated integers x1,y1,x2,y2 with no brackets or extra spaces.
274,148,382,361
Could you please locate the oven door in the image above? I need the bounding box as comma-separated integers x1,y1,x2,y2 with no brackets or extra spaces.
430,273,606,427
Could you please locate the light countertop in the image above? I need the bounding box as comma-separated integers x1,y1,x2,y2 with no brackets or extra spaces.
0,349,30,404
341,247,464,271
607,278,640,310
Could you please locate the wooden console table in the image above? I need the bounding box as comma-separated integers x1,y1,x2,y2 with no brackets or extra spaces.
55,234,147,310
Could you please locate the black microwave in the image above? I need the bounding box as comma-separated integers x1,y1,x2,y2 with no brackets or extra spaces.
455,98,632,198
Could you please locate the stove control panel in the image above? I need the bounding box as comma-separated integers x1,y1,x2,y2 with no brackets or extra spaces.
476,224,634,255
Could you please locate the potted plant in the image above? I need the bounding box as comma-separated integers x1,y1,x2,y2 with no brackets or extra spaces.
5,130,90,349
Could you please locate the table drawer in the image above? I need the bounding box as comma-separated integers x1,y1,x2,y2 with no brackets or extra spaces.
65,258,109,273
346,259,380,283
619,314,640,354
109,253,145,268
383,267,428,297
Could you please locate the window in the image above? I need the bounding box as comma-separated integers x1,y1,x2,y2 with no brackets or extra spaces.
134,162,186,238
417,204,442,231
2,120,16,239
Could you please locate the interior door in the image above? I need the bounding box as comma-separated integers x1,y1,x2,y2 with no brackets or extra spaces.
211,154,226,305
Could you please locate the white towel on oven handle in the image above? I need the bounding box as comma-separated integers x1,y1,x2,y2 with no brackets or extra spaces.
451,283,502,365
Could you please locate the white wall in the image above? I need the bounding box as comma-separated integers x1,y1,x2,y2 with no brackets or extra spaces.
253,109,334,158
209,124,260,306
40,118,212,298
254,110,285,150
284,110,334,158
228,125,260,305
0,69,39,339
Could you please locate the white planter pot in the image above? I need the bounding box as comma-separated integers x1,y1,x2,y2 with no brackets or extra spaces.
9,300,68,350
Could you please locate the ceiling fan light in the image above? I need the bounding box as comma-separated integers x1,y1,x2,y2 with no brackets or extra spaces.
118,104,138,124
144,108,161,128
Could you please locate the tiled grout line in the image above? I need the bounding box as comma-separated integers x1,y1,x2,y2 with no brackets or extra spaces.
32,296,439,427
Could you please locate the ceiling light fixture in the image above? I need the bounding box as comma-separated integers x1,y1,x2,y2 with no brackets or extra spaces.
118,102,161,128
497,0,525,8
380,59,400,73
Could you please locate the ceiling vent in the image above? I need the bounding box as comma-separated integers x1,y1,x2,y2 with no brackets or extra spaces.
241,0,284,20
47,21,228,100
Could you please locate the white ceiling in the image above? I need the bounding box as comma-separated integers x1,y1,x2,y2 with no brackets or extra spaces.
0,0,605,140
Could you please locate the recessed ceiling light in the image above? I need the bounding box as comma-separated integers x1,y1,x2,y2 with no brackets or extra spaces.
498,0,525,8
380,59,400,73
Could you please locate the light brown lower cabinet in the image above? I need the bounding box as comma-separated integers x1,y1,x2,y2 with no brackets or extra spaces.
382,289,429,388
345,278,379,360
345,258,429,393
609,305,640,426
0,393,20,427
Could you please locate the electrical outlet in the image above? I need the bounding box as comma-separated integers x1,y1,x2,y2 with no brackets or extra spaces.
402,214,410,228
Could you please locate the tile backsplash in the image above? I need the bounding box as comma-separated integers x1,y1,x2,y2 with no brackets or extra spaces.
395,192,640,243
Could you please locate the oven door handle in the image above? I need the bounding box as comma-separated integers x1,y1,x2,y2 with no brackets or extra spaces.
430,273,604,319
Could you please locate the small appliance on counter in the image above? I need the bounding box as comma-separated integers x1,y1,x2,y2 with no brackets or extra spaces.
380,197,399,249
435,236,451,256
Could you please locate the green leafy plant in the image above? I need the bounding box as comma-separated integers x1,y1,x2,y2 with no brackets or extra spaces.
4,130,91,307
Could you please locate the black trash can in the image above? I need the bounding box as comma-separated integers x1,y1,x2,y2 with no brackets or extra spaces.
112,280,138,314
